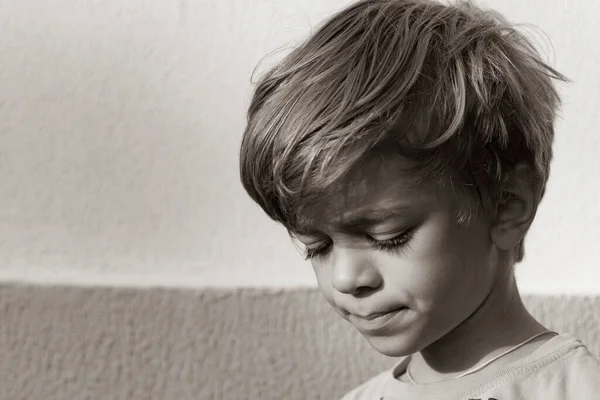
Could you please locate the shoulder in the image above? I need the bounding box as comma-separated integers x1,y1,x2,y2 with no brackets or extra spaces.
339,370,390,400
529,338,600,397
559,343,600,383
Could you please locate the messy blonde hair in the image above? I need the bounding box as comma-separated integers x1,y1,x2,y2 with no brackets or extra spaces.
239,0,568,262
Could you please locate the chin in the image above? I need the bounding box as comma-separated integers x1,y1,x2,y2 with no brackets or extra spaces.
361,331,423,358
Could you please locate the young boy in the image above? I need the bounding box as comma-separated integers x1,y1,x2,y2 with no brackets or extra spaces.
239,0,600,398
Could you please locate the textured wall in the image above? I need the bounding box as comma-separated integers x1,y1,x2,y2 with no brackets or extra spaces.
0,0,599,292
0,285,599,400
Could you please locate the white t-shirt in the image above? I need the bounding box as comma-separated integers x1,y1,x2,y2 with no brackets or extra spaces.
341,333,600,400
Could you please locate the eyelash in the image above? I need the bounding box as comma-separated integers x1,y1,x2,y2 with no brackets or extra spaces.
303,229,415,261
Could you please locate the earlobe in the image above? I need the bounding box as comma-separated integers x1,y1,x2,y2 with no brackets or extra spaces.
490,165,539,252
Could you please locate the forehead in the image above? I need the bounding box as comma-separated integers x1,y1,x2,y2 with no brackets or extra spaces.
294,155,433,233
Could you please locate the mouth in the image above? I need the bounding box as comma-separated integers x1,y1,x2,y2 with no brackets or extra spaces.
356,306,408,320
350,307,409,332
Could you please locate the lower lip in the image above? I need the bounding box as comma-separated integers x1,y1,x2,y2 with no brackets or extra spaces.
351,307,409,333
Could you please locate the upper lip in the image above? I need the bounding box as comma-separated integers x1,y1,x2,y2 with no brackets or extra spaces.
353,306,406,320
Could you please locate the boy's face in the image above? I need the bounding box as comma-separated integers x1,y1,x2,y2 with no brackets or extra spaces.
293,155,501,357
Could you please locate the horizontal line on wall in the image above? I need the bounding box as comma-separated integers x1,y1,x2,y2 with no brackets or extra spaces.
0,268,599,295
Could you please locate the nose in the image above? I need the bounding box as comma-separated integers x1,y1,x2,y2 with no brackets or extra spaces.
331,247,382,295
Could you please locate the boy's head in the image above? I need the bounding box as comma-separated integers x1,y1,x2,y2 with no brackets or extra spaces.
239,0,567,356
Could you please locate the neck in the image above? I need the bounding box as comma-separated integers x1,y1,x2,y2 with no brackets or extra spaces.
406,265,549,383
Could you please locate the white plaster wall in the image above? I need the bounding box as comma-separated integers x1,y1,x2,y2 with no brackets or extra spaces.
0,0,598,294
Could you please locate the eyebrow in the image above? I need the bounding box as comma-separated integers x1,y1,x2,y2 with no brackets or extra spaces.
293,204,414,236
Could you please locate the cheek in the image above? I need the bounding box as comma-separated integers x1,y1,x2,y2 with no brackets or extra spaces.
312,262,336,303
402,220,493,306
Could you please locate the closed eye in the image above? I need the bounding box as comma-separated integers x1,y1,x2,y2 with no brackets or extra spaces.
303,229,415,261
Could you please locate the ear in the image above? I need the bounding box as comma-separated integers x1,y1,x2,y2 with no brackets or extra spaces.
490,164,541,253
